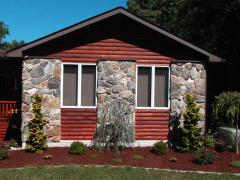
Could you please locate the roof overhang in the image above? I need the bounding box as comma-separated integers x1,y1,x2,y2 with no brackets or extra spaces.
6,7,223,62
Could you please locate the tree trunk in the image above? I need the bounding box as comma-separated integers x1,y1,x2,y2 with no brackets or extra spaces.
236,112,239,155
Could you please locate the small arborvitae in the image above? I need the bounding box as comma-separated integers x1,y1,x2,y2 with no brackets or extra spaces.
177,93,203,152
26,94,47,153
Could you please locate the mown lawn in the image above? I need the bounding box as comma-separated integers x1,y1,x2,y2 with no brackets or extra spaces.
0,165,239,180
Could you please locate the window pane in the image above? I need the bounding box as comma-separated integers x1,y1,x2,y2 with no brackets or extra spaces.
81,65,96,106
137,67,151,107
63,65,78,106
155,67,169,107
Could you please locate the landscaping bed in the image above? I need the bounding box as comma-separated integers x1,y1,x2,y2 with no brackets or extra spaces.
1,147,240,173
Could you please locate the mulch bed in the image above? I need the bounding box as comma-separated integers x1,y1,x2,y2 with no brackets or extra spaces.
1,147,240,173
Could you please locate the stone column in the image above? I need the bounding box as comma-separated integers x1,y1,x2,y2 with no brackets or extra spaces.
170,62,206,131
97,60,136,136
22,58,61,143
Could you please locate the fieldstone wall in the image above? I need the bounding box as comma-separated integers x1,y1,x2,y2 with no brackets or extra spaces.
170,62,206,130
22,58,61,143
97,60,136,131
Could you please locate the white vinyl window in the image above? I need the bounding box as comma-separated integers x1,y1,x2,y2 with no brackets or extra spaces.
62,63,96,107
137,66,169,109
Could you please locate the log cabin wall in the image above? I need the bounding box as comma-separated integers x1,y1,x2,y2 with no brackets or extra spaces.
23,14,205,141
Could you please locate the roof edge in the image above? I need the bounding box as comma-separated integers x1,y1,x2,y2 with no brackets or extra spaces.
6,6,223,62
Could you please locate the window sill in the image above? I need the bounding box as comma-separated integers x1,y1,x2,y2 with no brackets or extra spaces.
61,106,96,109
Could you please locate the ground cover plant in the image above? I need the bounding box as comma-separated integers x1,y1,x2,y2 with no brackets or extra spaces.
195,149,217,165
229,161,240,168
69,141,87,155
152,141,167,155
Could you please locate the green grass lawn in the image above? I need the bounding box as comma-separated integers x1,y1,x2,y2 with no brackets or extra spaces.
0,165,239,180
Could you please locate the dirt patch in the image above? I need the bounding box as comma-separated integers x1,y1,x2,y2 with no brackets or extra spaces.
1,147,240,173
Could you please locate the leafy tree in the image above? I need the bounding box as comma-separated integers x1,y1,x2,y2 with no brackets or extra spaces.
127,0,240,61
0,21,25,50
177,94,203,152
212,92,240,128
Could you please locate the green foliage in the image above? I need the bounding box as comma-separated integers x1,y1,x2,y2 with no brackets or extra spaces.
0,21,25,50
133,154,144,160
195,149,217,165
0,149,8,160
112,158,123,165
152,141,167,155
26,94,47,153
69,142,87,155
169,156,178,162
128,0,240,61
229,161,240,168
212,92,240,128
204,131,215,149
93,99,134,156
0,21,9,44
177,93,203,152
89,153,98,160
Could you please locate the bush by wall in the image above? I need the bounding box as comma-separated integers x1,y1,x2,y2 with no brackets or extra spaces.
25,94,47,153
177,93,203,152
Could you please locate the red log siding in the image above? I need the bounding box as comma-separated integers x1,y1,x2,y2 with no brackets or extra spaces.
53,38,170,141
61,108,169,141
48,38,172,64
0,118,8,141
61,108,97,140
135,109,169,140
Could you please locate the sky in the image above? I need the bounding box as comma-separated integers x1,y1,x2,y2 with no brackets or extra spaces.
0,0,127,42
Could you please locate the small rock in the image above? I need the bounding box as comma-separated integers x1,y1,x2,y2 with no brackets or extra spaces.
181,69,190,80
106,77,118,85
185,63,192,70
97,87,106,94
190,67,198,79
200,70,206,79
196,64,203,71
112,85,119,93
30,66,44,78
120,91,133,99
47,127,60,137
176,66,184,73
48,76,60,89
110,94,119,99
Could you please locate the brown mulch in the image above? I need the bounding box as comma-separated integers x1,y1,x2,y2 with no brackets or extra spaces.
0,147,240,173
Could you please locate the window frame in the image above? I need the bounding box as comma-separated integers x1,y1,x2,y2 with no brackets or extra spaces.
136,65,170,110
61,62,97,108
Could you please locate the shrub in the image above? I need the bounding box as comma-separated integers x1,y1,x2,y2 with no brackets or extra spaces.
0,149,9,160
229,161,240,168
169,156,178,162
195,149,217,165
133,154,144,160
112,158,123,165
152,141,167,155
69,141,87,155
177,93,204,152
204,131,215,149
26,94,47,153
89,153,97,160
44,154,52,160
93,99,134,157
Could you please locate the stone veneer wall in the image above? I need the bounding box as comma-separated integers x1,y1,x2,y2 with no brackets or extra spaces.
22,58,61,143
170,62,206,130
97,60,136,133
